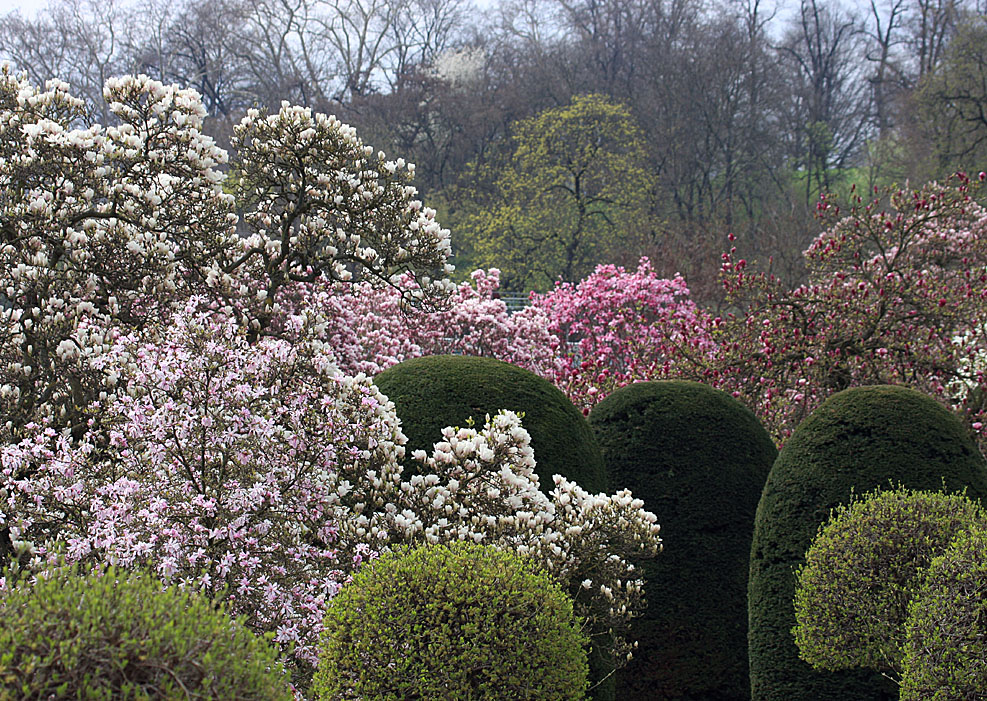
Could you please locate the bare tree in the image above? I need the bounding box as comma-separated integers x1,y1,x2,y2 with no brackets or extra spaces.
776,0,870,202
865,0,909,135
910,0,962,77
0,0,137,121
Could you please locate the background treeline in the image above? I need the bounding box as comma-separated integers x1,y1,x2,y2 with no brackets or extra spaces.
3,0,987,300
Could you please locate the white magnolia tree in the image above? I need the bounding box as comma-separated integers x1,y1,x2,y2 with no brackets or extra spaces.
0,67,452,439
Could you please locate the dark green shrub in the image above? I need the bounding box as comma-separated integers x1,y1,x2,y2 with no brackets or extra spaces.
794,487,987,676
901,525,987,700
374,355,607,494
749,385,987,701
0,565,293,700
312,541,589,700
588,380,776,701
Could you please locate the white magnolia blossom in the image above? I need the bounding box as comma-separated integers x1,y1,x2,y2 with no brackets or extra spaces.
322,407,663,667
429,47,486,88
1,69,237,437
0,68,454,439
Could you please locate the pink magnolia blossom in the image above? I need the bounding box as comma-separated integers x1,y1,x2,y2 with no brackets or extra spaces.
1,304,405,669
272,268,557,376
282,259,712,416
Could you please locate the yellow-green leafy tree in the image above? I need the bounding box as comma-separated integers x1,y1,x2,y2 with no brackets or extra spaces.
453,94,653,291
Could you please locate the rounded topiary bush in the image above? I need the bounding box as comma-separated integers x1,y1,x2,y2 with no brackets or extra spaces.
313,541,589,700
901,525,987,700
587,380,776,701
748,385,987,701
794,487,987,676
374,355,607,494
0,565,293,699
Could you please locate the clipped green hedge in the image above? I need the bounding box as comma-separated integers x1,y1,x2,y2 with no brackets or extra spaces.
0,565,292,700
748,385,987,701
313,541,589,700
588,380,776,700
374,355,607,494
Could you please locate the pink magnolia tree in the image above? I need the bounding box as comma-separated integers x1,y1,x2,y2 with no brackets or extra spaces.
297,259,714,415
287,268,557,376
686,175,987,449
0,305,403,670
528,258,716,414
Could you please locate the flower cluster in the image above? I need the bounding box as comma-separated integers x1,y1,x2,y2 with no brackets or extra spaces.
528,258,716,413
0,69,237,437
271,268,557,376
330,410,663,668
280,259,709,415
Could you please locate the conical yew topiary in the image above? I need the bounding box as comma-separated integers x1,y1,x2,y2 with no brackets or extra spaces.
748,384,987,701
588,380,776,700
374,354,608,494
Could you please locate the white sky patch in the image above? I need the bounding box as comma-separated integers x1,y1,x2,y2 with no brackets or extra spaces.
4,0,49,17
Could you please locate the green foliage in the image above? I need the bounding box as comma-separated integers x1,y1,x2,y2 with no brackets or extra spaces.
901,525,987,700
374,354,608,494
793,487,987,677
0,565,293,700
748,385,987,701
450,94,653,290
588,380,776,700
312,541,589,700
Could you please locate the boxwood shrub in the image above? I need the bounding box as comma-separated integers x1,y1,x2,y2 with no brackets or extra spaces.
313,541,589,700
0,564,293,699
794,487,987,675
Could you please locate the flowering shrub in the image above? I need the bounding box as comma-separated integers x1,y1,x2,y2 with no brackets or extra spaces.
691,176,987,449
289,268,557,376
0,69,453,440
293,259,711,416
227,101,454,334
0,69,236,438
337,410,663,668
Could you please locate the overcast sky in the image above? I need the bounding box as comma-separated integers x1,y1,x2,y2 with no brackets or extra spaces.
6,0,46,17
